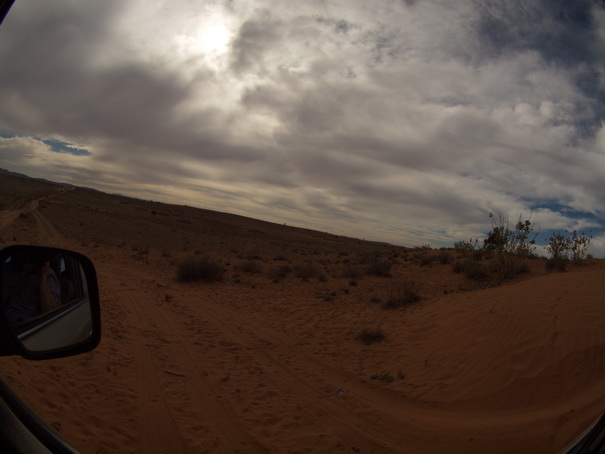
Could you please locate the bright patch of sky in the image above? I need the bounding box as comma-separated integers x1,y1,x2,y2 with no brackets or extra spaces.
0,0,604,255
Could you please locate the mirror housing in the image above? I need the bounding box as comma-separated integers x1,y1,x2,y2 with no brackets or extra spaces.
0,245,101,360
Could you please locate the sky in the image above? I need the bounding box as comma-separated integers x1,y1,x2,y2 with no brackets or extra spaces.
1,0,604,255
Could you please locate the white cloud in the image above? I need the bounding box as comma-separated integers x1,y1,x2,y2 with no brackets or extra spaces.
0,0,603,250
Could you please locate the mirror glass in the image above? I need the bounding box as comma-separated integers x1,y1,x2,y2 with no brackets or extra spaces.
1,248,94,352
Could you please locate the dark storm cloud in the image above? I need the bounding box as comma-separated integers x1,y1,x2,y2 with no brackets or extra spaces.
475,0,605,135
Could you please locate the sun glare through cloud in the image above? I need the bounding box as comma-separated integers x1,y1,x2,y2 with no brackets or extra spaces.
197,23,231,55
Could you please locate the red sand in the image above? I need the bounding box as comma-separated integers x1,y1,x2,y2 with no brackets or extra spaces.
1,175,604,453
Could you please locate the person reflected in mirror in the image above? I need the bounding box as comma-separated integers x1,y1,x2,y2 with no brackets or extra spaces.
3,254,62,324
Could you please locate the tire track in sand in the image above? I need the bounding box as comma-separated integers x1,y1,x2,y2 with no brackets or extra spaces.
165,289,415,453
116,285,268,453
0,187,73,244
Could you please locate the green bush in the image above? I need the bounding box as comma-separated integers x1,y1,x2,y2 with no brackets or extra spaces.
177,256,224,282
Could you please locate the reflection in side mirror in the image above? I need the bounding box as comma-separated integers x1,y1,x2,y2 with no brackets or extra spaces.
0,245,101,359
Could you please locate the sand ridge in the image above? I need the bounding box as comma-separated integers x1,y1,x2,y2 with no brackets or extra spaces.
1,174,604,453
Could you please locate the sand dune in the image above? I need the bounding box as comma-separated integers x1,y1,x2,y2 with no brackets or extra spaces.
1,173,604,453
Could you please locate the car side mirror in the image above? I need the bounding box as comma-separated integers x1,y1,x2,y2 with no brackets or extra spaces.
0,245,101,360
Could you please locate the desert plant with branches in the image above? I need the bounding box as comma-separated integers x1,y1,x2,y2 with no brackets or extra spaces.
483,212,537,283
546,232,570,271
546,230,592,269
569,230,592,262
546,233,570,261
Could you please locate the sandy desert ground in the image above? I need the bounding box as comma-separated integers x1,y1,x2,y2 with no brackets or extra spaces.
1,172,604,453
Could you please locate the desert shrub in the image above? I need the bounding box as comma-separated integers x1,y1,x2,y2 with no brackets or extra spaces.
382,280,422,309
569,230,592,262
454,237,480,252
366,260,392,277
239,250,262,260
437,250,452,264
238,261,262,273
342,265,364,279
545,257,567,272
483,213,536,283
356,328,385,345
268,265,291,282
472,249,485,261
369,372,394,382
177,256,224,282
546,233,570,261
414,244,432,251
452,259,487,281
417,254,434,267
546,230,592,267
294,264,319,281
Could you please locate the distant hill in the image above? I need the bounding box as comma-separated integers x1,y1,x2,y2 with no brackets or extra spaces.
0,168,73,187
0,168,395,251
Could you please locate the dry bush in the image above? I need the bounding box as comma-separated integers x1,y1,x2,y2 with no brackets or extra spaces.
366,260,392,277
342,265,364,279
483,213,536,283
177,256,224,282
437,250,452,264
417,254,434,267
356,328,386,345
382,280,422,309
268,265,291,282
294,264,319,281
545,257,567,272
238,261,262,274
452,259,488,281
